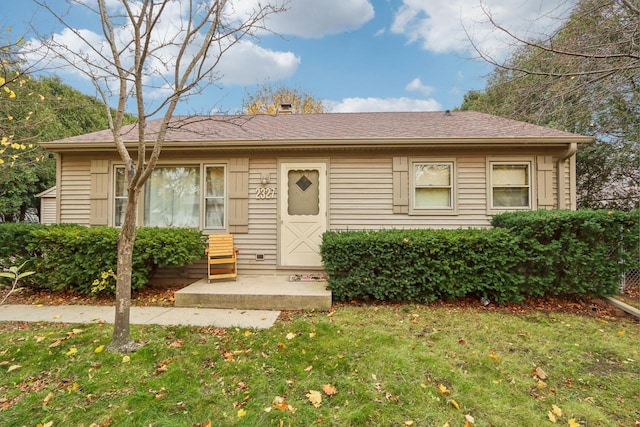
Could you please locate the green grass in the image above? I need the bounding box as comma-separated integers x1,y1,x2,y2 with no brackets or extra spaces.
1,305,638,426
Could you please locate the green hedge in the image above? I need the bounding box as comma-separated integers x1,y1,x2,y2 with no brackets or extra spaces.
0,223,206,294
0,222,47,270
321,210,639,303
321,228,525,303
491,209,639,297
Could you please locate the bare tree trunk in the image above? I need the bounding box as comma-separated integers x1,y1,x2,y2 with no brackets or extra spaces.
108,187,142,353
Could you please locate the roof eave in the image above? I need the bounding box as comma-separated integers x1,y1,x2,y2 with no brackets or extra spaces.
40,136,594,153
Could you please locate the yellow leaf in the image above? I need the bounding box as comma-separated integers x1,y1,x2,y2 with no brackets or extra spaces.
94,345,105,353
568,419,581,427
437,383,450,396
237,408,247,418
66,347,77,356
306,390,322,407
552,404,563,417
450,399,460,410
405,422,414,426
488,352,500,360
7,364,21,373
548,411,557,423
286,332,296,340
122,355,131,363
618,330,625,336
309,332,316,338
43,391,54,406
244,330,252,337
322,383,338,396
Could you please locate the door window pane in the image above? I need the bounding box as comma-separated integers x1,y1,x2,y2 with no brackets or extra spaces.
144,167,200,227
288,169,319,215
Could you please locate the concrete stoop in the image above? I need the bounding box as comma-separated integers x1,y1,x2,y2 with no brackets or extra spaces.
174,276,332,311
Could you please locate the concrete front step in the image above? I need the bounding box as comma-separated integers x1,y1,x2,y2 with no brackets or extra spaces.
174,276,332,311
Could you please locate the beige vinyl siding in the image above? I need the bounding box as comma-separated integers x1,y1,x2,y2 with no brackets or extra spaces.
40,198,57,224
59,157,92,225
240,157,278,273
330,154,491,230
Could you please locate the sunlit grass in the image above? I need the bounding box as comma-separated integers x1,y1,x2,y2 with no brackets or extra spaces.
1,305,638,426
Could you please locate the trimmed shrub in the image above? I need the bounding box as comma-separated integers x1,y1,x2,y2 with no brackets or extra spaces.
322,210,639,303
492,209,639,297
321,228,525,303
27,225,206,294
0,223,46,278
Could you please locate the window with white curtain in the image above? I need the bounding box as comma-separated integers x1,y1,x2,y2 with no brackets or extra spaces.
411,160,455,213
144,166,201,227
490,162,531,209
114,164,227,229
205,165,226,228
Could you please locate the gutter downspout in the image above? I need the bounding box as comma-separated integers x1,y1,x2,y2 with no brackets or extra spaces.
557,142,578,210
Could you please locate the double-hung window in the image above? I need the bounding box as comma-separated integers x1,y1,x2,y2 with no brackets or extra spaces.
411,160,455,214
113,164,226,229
489,161,531,209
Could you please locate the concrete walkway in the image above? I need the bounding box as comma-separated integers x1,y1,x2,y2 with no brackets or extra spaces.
0,304,280,329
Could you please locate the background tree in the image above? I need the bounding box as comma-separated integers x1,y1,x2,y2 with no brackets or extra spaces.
243,83,325,114
34,0,284,353
462,0,639,210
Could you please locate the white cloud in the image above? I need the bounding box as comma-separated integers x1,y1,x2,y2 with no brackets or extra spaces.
405,78,434,96
390,0,576,59
232,0,374,38
217,41,300,85
328,96,441,113
21,2,300,98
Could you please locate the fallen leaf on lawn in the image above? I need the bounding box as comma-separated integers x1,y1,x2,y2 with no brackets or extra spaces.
488,352,500,360
49,339,62,348
53,315,61,319
465,414,475,424
548,411,557,423
405,421,414,426
309,332,316,338
122,355,131,363
94,345,105,354
618,330,625,336
286,332,296,340
35,335,46,343
237,408,247,418
322,384,338,396
568,419,581,427
458,338,466,345
535,367,548,380
306,390,322,408
304,365,313,372
244,330,252,337
450,399,460,410
277,342,286,349
551,404,562,417
67,382,79,392
7,364,21,373
168,340,184,348
42,391,54,406
66,347,77,357
36,422,53,427
437,383,450,396
71,328,83,335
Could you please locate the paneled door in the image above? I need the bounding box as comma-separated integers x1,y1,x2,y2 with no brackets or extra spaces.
279,161,327,267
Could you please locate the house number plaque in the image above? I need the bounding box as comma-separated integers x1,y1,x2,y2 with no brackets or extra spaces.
255,187,276,199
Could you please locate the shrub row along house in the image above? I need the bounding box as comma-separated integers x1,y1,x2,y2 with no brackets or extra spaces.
40,110,592,279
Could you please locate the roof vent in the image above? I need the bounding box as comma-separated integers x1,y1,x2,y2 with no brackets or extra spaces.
444,110,451,116
278,103,293,114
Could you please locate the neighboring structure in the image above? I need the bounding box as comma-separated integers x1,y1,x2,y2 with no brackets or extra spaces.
35,186,57,225
40,110,592,276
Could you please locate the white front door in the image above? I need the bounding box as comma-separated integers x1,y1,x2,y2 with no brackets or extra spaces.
279,161,327,267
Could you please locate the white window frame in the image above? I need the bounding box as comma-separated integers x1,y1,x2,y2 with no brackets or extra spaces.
203,164,227,230
112,163,228,230
409,158,457,215
487,158,535,212
113,165,129,227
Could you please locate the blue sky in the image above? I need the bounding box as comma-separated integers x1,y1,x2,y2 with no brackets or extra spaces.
3,0,575,115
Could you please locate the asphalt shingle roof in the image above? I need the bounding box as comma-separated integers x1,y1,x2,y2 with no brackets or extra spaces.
46,111,590,146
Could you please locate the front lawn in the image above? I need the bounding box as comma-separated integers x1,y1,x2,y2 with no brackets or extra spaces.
1,304,638,426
